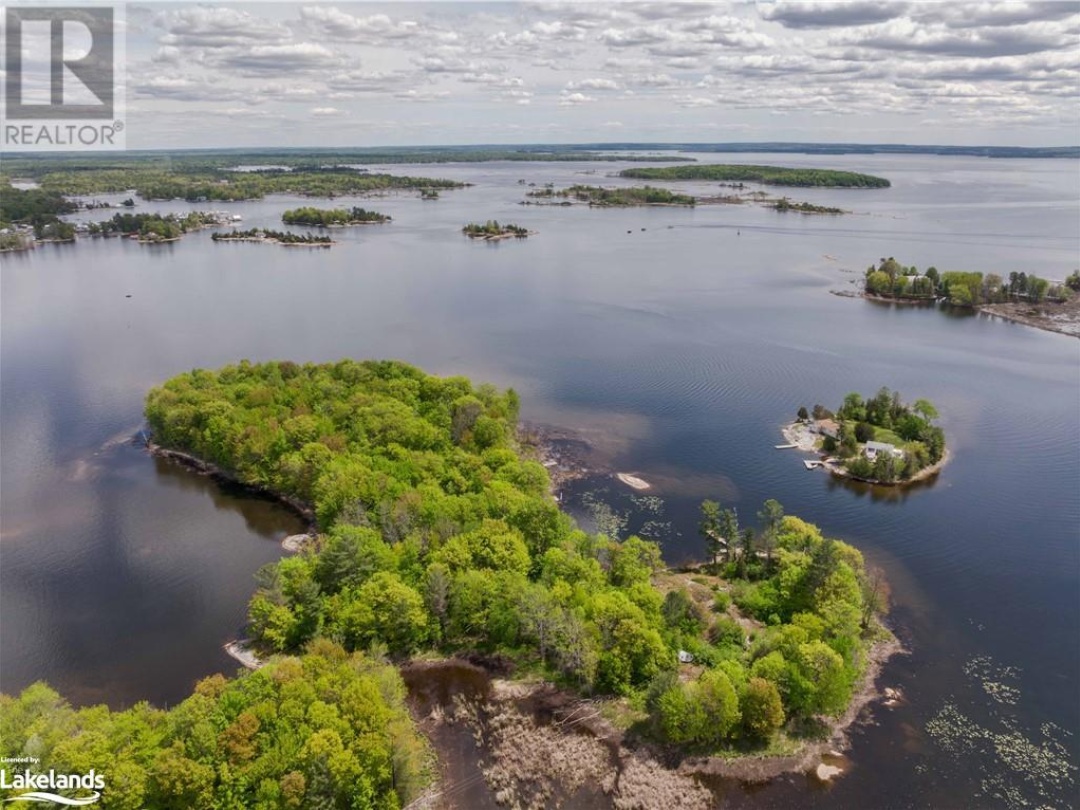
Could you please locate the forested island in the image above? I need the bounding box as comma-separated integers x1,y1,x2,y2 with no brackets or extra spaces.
462,221,532,240
620,164,891,188
13,168,464,202
785,389,946,484
211,228,333,247
88,211,228,242
526,184,696,206
863,257,1072,305
857,257,1079,337
0,646,432,808
282,206,391,227
771,197,845,215
133,359,893,796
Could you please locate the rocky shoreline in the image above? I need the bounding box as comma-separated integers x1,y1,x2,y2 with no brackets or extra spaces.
403,629,905,810
145,441,317,528
832,289,1080,338
678,632,904,783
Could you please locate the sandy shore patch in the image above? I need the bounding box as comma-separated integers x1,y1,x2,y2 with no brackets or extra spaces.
616,473,651,490
281,533,312,553
780,421,819,452
224,639,263,670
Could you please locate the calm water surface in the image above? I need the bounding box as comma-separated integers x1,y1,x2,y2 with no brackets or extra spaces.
2,153,1077,807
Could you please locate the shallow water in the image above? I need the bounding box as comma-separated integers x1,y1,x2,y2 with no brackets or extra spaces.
1,152,1077,805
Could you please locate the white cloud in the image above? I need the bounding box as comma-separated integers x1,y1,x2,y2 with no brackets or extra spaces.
566,78,621,90
761,1,911,29
630,73,682,88
311,106,344,117
220,42,345,74
394,89,452,102
673,94,717,107
156,7,291,48
121,1,1078,147
299,7,421,41
559,91,597,105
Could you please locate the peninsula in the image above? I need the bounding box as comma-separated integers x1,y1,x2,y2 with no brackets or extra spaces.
857,257,1078,337
0,183,76,249
619,164,891,188
138,359,894,793
784,389,946,484
9,166,465,202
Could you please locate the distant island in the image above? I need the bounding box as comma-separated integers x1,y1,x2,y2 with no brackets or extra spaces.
282,206,391,226
619,164,891,188
771,197,845,215
462,220,532,240
783,389,946,485
211,228,333,247
526,184,696,206
854,257,1079,337
88,211,233,243
6,166,466,202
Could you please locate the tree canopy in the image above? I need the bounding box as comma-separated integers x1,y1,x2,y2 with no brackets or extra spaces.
0,644,430,810
823,387,945,483
139,361,888,764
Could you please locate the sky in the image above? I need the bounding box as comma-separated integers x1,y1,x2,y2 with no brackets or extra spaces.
113,1,1080,148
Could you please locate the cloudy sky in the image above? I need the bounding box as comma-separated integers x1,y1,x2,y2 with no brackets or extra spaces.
121,1,1079,148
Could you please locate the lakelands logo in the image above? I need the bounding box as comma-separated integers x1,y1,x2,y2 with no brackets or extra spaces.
2,3,126,150
0,762,103,806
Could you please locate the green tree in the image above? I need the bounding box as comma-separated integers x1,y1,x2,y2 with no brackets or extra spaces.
757,499,784,571
332,572,428,654
718,509,739,567
912,398,938,423
740,678,785,742
699,500,724,566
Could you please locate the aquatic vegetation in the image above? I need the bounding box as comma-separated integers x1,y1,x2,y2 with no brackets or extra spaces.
925,656,1077,809
581,491,629,540
630,494,665,515
963,655,1022,706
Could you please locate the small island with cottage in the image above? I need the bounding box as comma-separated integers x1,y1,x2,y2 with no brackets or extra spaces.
782,388,946,485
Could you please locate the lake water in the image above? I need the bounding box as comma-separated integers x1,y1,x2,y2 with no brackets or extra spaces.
2,153,1077,807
